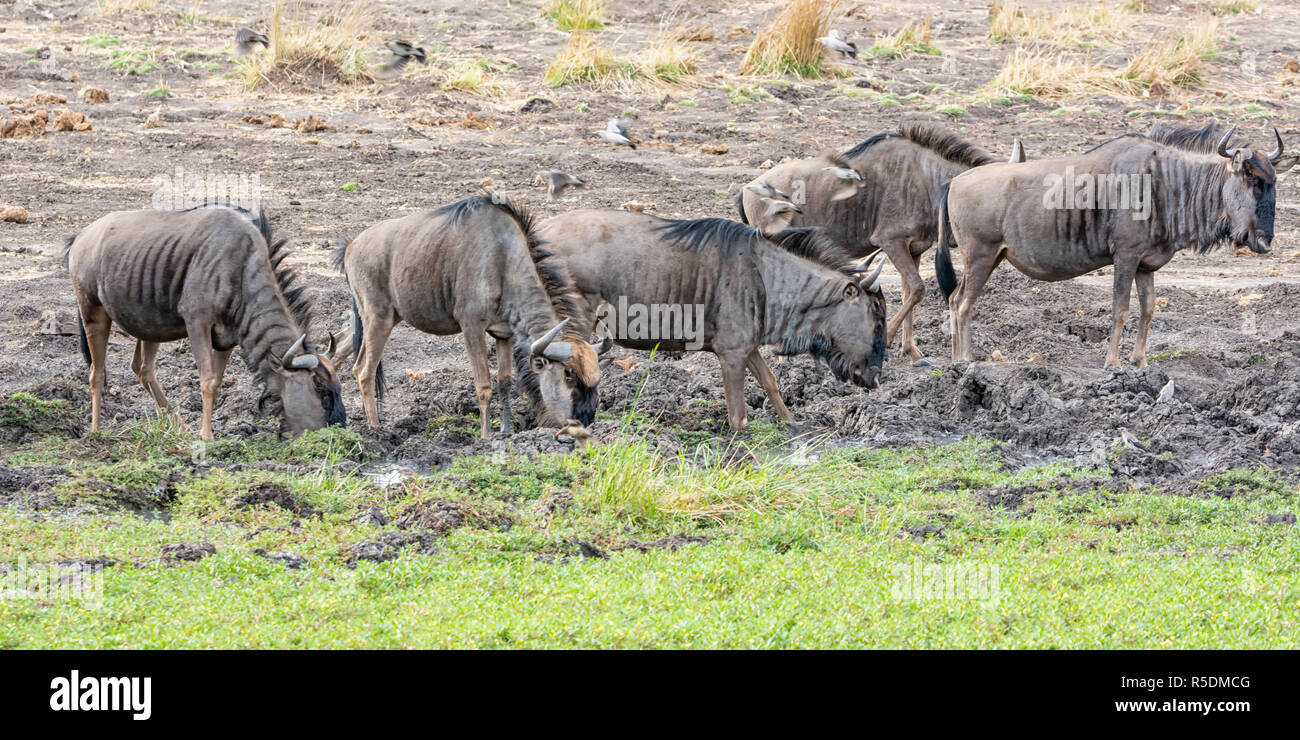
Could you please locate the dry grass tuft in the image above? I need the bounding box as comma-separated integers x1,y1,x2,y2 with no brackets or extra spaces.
544,0,607,31
989,2,1131,46
989,16,1219,99
867,15,942,58
740,0,841,78
544,32,698,90
242,0,374,87
97,0,159,12
434,58,514,96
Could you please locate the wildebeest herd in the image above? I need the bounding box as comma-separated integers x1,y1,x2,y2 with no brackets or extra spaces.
62,120,1295,441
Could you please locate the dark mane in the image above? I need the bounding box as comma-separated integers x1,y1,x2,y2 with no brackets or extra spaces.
439,194,585,326
843,122,994,166
843,131,899,159
656,217,854,273
1147,122,1249,154
768,227,857,273
1084,132,1146,154
266,235,312,335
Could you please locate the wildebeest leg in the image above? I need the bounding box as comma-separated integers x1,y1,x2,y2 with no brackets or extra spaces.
80,301,112,433
718,352,750,430
882,239,926,361
746,352,791,422
461,326,494,438
1105,259,1138,368
495,337,515,435
950,245,1004,362
1130,269,1156,368
185,321,221,441
353,313,395,428
130,339,176,422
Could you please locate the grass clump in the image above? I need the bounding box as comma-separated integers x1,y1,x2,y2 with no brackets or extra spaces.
242,0,374,87
989,2,1131,46
740,0,841,78
544,32,697,89
96,0,158,12
544,0,606,31
0,394,79,437
988,16,1218,100
866,16,942,58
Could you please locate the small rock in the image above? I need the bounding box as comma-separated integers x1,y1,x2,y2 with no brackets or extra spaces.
355,506,387,526
1285,59,1300,73
1,206,28,223
700,143,729,155
142,110,164,128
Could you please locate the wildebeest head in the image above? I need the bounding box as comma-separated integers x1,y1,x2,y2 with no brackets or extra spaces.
262,334,346,436
1149,123,1296,253
523,318,609,427
1212,126,1294,253
776,236,888,389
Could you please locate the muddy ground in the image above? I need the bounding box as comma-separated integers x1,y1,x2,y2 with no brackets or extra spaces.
3,0,1300,491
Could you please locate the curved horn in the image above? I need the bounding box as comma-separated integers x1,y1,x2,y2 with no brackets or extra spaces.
1216,124,1239,158
851,248,882,275
281,334,307,365
859,256,887,293
1009,138,1026,163
530,318,570,357
592,319,614,355
289,353,320,369
1268,126,1283,163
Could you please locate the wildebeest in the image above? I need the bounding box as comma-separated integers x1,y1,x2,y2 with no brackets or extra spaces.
936,125,1288,368
66,204,345,440
737,122,1025,361
331,195,607,436
535,210,888,430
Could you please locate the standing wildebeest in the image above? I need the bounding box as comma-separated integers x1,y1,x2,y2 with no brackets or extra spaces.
936,125,1290,367
66,205,345,440
535,210,888,430
737,122,1025,361
331,195,607,436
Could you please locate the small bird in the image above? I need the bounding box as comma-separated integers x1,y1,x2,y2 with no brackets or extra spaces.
823,166,863,182
745,181,791,201
555,420,594,450
377,40,427,77
596,118,636,149
234,27,270,56
544,170,583,201
1156,379,1175,404
817,29,857,59
1117,427,1149,453
762,197,802,216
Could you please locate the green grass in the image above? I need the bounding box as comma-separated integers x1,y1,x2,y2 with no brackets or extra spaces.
2,424,1298,648
104,48,159,75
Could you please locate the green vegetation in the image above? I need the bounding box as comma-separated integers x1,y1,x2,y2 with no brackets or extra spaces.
104,48,159,75
2,413,1297,648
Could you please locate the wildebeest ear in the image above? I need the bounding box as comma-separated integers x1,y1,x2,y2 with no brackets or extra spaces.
842,282,860,300
1273,154,1298,175
1230,149,1250,172
829,178,858,202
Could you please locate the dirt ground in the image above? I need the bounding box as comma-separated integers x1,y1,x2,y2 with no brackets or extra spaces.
3,0,1300,488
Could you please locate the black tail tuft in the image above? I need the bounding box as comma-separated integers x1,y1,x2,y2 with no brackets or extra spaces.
77,314,90,366
349,296,384,402
734,191,748,225
935,181,958,302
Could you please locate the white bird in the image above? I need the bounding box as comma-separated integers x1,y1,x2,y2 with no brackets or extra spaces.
545,170,584,200
1156,380,1175,404
822,166,863,182
745,181,791,201
234,27,270,57
817,30,857,58
596,118,636,149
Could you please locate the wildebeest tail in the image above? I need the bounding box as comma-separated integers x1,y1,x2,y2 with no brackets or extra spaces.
76,315,90,366
734,191,748,224
329,239,349,279
348,295,384,401
935,181,958,302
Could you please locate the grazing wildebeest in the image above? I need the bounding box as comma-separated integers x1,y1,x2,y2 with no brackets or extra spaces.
331,195,607,436
737,122,1025,361
535,210,888,430
936,125,1288,368
66,204,345,440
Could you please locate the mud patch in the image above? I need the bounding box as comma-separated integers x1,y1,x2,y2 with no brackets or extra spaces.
235,482,318,518
345,530,440,566
160,541,216,563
